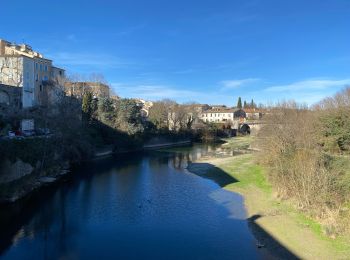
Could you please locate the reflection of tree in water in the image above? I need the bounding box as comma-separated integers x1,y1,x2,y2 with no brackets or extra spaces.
167,145,220,170
58,189,67,257
8,188,80,259
170,152,192,169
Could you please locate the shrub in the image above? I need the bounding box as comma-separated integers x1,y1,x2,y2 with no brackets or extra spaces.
257,100,350,235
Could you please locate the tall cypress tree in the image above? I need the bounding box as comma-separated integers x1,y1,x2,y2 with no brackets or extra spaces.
250,99,255,108
237,97,242,109
82,91,93,123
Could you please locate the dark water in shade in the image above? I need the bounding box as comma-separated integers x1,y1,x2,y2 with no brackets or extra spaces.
0,145,261,260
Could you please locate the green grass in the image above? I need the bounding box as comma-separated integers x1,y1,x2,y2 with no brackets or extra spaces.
221,136,255,150
218,153,271,192
186,135,350,256
187,135,350,257
209,151,350,256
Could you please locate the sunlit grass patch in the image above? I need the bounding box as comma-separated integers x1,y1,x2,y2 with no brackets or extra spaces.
221,136,255,150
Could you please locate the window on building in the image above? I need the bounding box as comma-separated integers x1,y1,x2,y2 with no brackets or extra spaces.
36,74,38,81
40,64,42,71
40,85,42,91
44,65,48,71
35,63,38,70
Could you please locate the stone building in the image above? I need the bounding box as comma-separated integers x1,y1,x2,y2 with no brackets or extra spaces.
200,108,236,123
0,39,65,108
244,108,262,120
133,98,153,118
64,81,110,99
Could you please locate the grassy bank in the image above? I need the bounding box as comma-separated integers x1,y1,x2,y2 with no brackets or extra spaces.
187,137,350,259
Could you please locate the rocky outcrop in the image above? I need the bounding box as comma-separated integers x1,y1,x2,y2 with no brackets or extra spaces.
0,159,34,184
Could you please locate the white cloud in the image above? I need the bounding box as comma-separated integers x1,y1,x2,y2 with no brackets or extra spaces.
172,69,196,75
220,78,260,90
47,52,133,69
111,83,230,104
265,79,350,92
113,24,146,36
112,83,200,99
260,78,350,105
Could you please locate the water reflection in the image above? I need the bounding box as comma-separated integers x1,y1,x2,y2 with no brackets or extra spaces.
166,143,243,171
0,144,261,260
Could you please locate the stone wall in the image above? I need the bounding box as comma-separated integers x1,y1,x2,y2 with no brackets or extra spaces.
0,56,23,87
64,82,110,98
0,83,22,110
0,159,34,184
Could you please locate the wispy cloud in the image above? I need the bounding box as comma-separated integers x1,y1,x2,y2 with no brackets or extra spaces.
47,52,134,70
220,78,260,90
111,83,229,103
265,78,350,92
259,78,350,105
112,83,200,99
172,69,196,75
113,24,146,36
66,34,77,42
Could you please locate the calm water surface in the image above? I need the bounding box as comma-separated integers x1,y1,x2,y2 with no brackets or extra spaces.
0,144,261,259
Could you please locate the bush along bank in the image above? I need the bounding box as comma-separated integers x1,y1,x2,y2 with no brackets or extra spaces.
0,135,94,203
0,127,198,203
0,92,227,203
187,137,350,259
257,89,350,238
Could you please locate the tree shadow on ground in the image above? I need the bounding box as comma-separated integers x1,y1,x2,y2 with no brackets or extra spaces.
248,214,300,260
187,162,238,187
188,162,300,259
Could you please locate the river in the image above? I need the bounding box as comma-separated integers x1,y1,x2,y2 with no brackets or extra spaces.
0,144,261,259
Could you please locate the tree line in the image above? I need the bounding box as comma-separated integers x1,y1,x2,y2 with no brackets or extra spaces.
236,97,258,109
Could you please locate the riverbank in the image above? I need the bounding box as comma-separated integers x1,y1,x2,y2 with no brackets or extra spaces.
187,137,350,259
94,140,192,159
0,139,193,204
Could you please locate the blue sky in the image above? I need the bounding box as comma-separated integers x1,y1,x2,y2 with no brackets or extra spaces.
2,0,350,106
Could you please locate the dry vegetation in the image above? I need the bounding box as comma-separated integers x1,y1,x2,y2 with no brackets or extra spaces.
257,88,350,236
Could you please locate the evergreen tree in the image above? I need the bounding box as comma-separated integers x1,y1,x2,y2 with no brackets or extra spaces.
243,100,247,108
98,97,115,125
82,91,93,123
237,97,242,109
114,99,144,134
250,99,255,109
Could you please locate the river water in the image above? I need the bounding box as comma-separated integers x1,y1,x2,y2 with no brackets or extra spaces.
0,144,261,259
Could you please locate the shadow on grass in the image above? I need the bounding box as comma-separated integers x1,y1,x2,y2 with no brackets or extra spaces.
248,214,300,260
187,162,238,187
188,162,300,260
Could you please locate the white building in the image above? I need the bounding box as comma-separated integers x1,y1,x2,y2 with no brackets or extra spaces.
133,98,153,118
0,39,65,108
200,108,236,123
